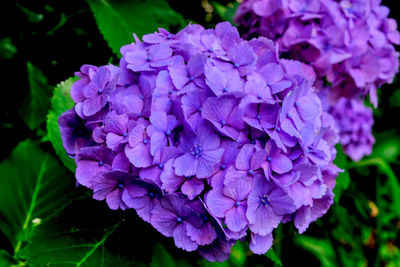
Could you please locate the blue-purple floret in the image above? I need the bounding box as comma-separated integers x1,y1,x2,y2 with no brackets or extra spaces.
58,22,340,261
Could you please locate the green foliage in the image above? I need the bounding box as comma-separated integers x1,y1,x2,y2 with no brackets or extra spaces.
151,244,190,267
0,37,17,59
47,77,78,172
265,248,282,266
86,0,186,56
294,236,337,267
370,130,400,163
211,1,239,25
333,145,350,202
0,139,74,258
18,62,52,130
23,200,131,266
0,249,19,266
16,3,44,23
389,89,400,108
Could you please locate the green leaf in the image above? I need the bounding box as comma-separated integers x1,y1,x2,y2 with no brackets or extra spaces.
86,0,186,56
18,62,52,130
265,248,282,266
150,244,175,267
353,157,400,218
23,197,156,266
151,244,190,267
0,139,74,257
333,145,350,202
389,89,400,108
16,3,43,23
294,236,337,267
371,131,400,163
0,37,17,59
0,249,19,266
47,77,78,172
211,1,239,24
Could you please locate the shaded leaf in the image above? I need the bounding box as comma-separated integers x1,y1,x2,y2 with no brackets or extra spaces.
211,1,239,24
354,158,400,218
294,236,337,267
18,62,52,130
86,0,186,55
151,244,190,267
389,90,400,108
23,197,160,266
265,247,282,266
0,37,17,59
47,77,78,172
333,145,350,202
0,249,19,266
371,131,400,163
16,3,43,23
0,139,74,256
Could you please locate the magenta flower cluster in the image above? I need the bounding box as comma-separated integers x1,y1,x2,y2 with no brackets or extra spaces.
59,22,340,261
235,0,399,106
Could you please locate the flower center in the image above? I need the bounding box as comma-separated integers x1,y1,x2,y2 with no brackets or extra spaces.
190,144,203,159
143,139,149,144
158,163,164,169
165,130,171,136
176,217,183,223
98,160,104,166
147,56,152,61
220,164,226,170
223,87,228,92
118,183,124,189
98,89,103,94
260,194,271,207
148,191,155,199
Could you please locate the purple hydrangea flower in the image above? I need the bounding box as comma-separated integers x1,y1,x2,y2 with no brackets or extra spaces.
206,178,251,232
173,123,224,178
60,21,341,261
150,193,200,251
246,174,296,235
330,98,375,161
58,109,92,155
235,0,399,160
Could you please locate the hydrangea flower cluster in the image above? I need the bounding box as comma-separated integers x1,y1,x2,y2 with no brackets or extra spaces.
329,97,375,161
235,0,397,160
59,22,340,261
235,0,400,106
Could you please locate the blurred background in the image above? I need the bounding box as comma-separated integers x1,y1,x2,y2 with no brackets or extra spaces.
1,0,400,266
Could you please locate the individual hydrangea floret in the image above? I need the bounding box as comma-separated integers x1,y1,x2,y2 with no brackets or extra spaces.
59,22,340,261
